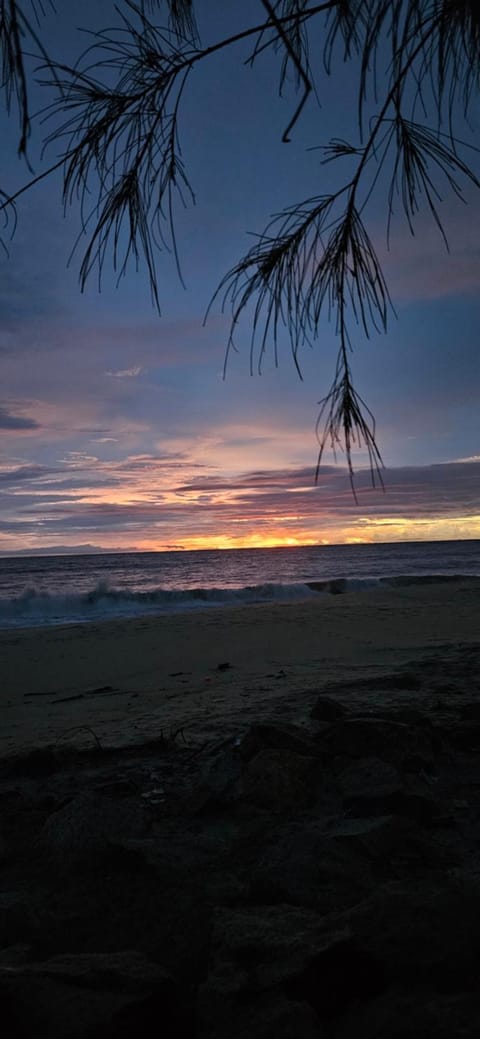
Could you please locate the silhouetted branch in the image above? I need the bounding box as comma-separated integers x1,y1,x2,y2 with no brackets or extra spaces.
316,351,384,499
387,118,480,245
260,0,312,140
27,1,335,307
0,187,16,253
1,0,32,156
142,0,199,43
215,1,480,486
0,0,56,156
1,1,480,489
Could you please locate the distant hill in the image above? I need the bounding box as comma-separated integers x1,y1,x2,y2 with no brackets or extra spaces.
0,544,138,558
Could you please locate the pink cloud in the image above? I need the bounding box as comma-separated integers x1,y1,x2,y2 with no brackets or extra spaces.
378,200,480,302
1,455,479,551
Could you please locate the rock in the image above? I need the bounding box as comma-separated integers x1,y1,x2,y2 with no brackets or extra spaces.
447,721,480,751
199,993,321,1038
3,645,480,1037
0,950,184,1039
341,877,480,989
379,670,422,691
0,829,8,865
284,934,386,1020
0,944,31,967
199,905,386,1033
249,821,373,911
17,949,171,988
311,696,346,722
459,701,480,721
43,793,150,861
335,988,480,1038
325,718,434,766
193,743,242,810
7,747,60,779
344,790,439,825
0,892,40,948
389,707,431,725
337,757,402,799
330,814,412,857
204,904,341,988
239,721,317,760
190,729,319,814
328,814,448,874
239,749,317,811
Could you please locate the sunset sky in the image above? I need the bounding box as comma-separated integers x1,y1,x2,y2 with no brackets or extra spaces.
1,0,479,555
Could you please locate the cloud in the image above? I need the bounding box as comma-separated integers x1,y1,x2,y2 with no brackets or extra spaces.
105,366,143,378
0,405,39,430
1,453,479,551
0,313,231,451
0,544,122,557
0,464,55,484
379,199,480,303
175,466,336,495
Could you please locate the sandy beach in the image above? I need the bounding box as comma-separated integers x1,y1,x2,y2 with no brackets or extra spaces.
1,579,479,757
2,577,480,1036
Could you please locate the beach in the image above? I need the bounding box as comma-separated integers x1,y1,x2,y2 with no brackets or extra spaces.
2,577,480,1037
2,579,479,757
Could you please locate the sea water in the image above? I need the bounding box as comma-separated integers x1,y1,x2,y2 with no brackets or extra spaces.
0,539,479,629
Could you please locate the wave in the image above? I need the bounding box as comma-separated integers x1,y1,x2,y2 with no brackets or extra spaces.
307,573,474,594
0,573,477,629
0,580,317,628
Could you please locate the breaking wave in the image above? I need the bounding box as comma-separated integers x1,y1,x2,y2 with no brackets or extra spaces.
0,580,316,628
0,573,475,629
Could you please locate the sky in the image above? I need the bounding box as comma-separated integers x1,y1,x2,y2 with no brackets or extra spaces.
0,0,479,555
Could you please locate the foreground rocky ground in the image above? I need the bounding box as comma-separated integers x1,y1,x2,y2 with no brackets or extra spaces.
2,644,480,1037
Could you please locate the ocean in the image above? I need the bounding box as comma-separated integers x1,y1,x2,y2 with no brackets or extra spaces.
0,539,479,630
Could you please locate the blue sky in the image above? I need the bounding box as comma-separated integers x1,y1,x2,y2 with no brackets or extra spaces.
0,0,479,553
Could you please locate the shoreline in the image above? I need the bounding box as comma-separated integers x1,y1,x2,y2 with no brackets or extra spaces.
1,569,479,633
1,579,479,758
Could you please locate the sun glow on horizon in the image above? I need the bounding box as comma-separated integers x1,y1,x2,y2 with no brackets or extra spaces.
164,532,321,552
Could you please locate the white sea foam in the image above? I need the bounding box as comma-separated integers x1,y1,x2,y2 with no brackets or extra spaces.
0,579,318,628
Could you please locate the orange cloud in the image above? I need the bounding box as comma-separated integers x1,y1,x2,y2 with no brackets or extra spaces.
1,456,479,554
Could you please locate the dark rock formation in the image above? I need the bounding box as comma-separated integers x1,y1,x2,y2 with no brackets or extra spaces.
1,646,480,1036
